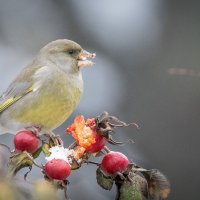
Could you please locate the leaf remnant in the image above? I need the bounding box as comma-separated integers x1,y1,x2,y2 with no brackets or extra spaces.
96,167,114,190
8,152,33,178
95,112,138,144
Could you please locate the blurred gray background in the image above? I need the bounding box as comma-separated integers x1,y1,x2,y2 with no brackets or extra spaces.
0,0,200,199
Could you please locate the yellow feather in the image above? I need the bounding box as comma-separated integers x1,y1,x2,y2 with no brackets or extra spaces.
9,79,82,131
0,86,34,113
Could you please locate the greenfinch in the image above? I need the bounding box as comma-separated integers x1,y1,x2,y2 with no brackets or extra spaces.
0,39,95,135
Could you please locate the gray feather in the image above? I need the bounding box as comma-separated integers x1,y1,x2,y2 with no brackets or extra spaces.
1,82,31,100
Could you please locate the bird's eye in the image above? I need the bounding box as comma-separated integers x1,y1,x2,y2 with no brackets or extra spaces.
68,49,75,55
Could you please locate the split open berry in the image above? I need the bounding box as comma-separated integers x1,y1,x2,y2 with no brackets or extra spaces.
86,132,107,153
44,159,71,180
14,130,39,153
101,151,129,175
66,116,107,157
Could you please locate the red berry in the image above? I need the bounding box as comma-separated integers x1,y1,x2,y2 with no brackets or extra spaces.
44,159,71,180
101,151,129,175
86,132,107,153
14,130,39,153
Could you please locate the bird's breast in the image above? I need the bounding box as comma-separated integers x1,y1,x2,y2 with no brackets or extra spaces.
11,74,83,131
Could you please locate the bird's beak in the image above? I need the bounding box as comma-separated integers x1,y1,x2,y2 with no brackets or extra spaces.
78,50,96,67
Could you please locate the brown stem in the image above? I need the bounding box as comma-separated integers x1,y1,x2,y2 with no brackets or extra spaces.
83,160,100,166
104,146,111,153
24,152,43,169
68,141,77,150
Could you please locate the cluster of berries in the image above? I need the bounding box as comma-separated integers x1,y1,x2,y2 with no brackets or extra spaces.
10,113,170,200
13,116,129,181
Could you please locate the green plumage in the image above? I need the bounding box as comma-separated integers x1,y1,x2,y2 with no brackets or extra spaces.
0,39,94,134
11,77,82,131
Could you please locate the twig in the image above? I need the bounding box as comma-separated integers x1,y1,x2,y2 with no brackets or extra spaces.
68,141,77,150
104,146,111,153
24,152,43,169
83,159,100,166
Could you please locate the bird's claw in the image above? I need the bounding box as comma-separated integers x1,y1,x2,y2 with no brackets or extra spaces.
25,126,41,137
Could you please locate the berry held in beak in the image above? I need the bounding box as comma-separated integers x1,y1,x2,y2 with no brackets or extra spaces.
78,50,96,67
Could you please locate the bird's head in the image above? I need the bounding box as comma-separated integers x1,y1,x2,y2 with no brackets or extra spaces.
38,39,96,75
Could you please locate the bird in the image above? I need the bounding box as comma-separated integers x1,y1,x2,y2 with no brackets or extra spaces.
0,39,96,136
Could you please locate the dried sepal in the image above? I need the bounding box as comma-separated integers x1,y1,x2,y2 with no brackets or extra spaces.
95,112,138,144
96,167,114,190
106,134,124,145
95,112,138,131
7,152,33,177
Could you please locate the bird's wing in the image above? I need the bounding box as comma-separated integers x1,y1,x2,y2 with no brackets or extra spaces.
0,82,34,113
0,63,43,114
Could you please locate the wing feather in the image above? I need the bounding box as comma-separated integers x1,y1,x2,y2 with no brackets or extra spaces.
0,63,43,114
0,85,34,113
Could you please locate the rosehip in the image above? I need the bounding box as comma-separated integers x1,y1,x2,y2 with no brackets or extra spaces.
101,151,129,175
44,159,71,180
14,130,39,153
86,132,107,153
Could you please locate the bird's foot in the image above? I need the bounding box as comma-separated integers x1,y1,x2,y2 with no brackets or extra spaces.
45,132,64,146
51,135,64,146
26,126,41,137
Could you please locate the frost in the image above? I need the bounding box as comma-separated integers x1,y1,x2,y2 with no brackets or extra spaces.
45,146,75,164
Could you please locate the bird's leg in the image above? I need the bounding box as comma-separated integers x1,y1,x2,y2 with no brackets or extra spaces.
25,126,41,137
47,131,64,147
